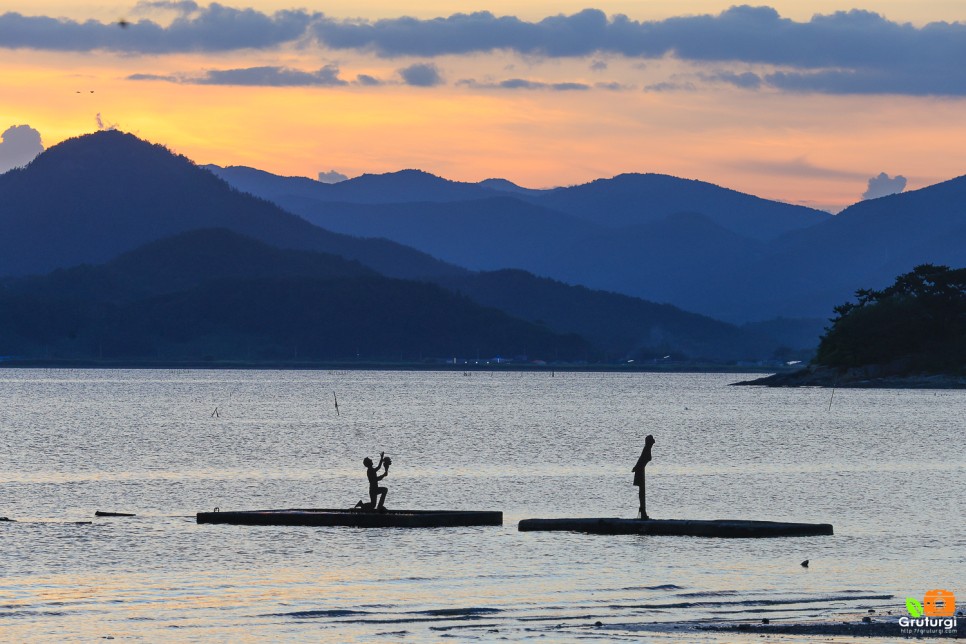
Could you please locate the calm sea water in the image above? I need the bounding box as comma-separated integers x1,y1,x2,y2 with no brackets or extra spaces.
1,369,963,642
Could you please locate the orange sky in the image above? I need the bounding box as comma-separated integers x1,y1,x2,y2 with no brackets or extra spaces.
3,1,966,211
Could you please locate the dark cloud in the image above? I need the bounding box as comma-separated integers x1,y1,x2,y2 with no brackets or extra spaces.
198,65,346,86
594,81,630,91
306,7,964,66
644,80,697,92
355,74,383,86
308,6,966,95
0,4,316,53
862,172,907,199
590,59,608,71
398,62,443,87
5,5,966,95
128,65,347,86
700,70,762,90
458,78,590,90
764,69,966,95
0,124,43,173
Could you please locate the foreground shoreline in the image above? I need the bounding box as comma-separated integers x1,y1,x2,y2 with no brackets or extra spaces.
589,612,964,641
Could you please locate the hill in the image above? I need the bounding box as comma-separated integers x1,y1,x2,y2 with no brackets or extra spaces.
0,228,783,363
815,264,966,372
244,195,597,273
436,269,777,361
739,265,966,387
708,174,966,323
0,132,795,362
528,173,830,242
205,165,503,204
0,229,588,363
206,163,832,336
0,131,460,280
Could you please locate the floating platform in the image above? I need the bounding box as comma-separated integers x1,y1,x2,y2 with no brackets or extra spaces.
196,508,503,528
518,517,833,538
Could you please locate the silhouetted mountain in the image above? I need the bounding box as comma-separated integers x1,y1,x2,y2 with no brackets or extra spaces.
529,173,830,241
13,228,376,303
436,269,778,361
0,131,460,279
210,166,828,242
540,212,767,307
0,229,588,363
0,228,787,362
17,131,964,352
478,178,549,197
207,163,835,329
206,165,499,204
699,174,966,322
253,195,597,272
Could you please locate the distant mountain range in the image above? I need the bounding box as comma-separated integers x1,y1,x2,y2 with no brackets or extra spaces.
0,132,781,363
0,132,456,280
209,163,966,331
0,229,590,362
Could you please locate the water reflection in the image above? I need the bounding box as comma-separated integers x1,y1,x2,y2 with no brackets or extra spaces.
1,369,963,641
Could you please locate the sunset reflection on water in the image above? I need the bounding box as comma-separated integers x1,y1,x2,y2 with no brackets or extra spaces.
1,370,963,641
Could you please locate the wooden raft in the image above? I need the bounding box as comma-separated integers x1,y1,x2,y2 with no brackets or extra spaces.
197,508,503,528
518,517,833,538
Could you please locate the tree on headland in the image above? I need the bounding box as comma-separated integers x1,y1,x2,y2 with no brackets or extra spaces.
816,264,966,372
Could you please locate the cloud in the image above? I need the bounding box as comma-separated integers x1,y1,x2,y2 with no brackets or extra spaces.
355,74,382,86
727,157,869,181
398,62,443,87
307,7,911,63
134,1,200,15
700,71,762,90
594,81,631,91
0,4,316,54
458,78,590,90
862,172,907,199
129,65,347,86
590,59,607,71
5,5,966,95
644,80,697,92
308,6,966,96
96,113,120,130
318,170,348,183
0,124,43,172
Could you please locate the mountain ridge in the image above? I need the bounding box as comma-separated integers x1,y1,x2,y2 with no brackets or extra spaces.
0,131,461,280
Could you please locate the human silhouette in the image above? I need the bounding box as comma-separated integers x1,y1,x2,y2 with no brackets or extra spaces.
632,435,655,519
356,452,391,511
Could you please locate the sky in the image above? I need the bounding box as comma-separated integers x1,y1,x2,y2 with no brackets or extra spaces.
2,1,966,211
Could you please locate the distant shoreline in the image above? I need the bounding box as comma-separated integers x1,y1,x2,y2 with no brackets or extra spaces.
734,365,966,389
0,358,790,375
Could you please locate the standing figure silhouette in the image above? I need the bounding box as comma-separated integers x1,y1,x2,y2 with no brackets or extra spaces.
359,452,390,511
632,435,655,519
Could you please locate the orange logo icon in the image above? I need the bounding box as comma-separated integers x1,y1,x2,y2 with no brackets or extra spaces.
924,589,956,617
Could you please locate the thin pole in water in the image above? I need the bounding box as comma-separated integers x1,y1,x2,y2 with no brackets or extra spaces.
333,391,340,416
827,388,835,412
